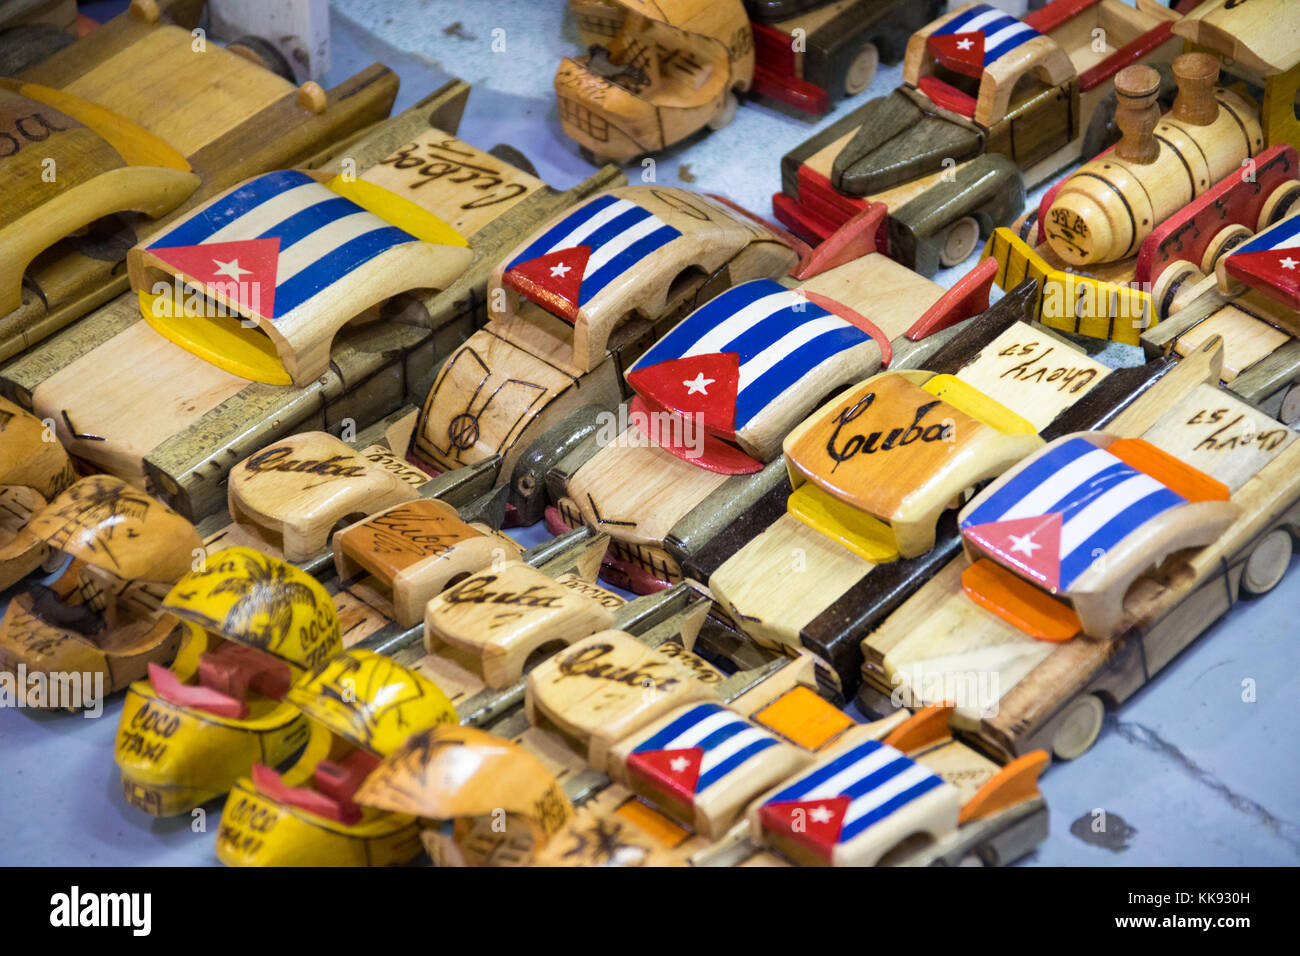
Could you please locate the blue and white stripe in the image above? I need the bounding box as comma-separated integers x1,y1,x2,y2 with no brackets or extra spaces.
765,740,943,844
1232,213,1300,257
931,3,1042,66
506,193,681,307
148,170,420,318
634,704,778,794
630,279,870,432
961,437,1187,591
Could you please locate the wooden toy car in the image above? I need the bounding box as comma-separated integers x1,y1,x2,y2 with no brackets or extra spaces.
747,0,946,113
982,52,1268,347
1,84,623,522
216,648,458,867
865,337,1300,762
406,185,801,506
0,475,199,706
544,253,1003,593
559,0,754,162
0,0,399,364
0,395,76,589
772,0,1183,275
706,283,1181,695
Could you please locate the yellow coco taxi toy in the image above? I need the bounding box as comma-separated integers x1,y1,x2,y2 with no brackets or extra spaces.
0,475,199,706
115,546,342,816
216,648,457,867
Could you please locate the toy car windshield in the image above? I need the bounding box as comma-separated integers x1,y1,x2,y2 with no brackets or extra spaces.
781,370,1040,562
127,169,472,387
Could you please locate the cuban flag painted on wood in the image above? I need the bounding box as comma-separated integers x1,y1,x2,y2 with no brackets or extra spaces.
145,170,422,322
1224,213,1300,311
626,279,872,439
627,704,780,808
960,437,1187,593
502,193,681,324
927,4,1042,77
759,739,943,863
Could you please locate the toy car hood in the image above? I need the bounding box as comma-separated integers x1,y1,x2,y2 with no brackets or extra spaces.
625,278,891,469
1219,212,1300,312
160,546,342,670
492,187,785,372
354,724,573,838
286,649,457,757
127,169,472,388
781,370,1041,561
1174,0,1300,77
27,475,200,584
959,433,1240,638
0,81,197,316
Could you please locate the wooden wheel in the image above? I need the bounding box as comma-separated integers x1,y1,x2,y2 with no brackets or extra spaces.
844,43,879,97
1051,694,1105,760
708,91,739,131
1241,528,1293,597
939,216,980,268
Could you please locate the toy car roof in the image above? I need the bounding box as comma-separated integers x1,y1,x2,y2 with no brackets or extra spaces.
0,82,197,316
1219,212,1300,311
781,370,1041,562
493,186,788,373
960,432,1238,637
127,169,472,388
613,0,747,38
903,2,1073,128
625,278,889,467
1174,0,1300,76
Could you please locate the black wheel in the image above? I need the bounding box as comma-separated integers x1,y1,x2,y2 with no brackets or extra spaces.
0,24,75,76
227,34,297,83
488,143,538,177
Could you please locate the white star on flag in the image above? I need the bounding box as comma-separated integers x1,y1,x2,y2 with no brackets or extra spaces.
808,805,834,824
956,37,973,50
683,373,714,395
1280,257,1298,271
1009,532,1041,557
212,257,251,281
549,262,573,278
669,756,690,773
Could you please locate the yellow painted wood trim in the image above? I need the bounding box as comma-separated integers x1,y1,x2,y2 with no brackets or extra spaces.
787,483,898,563
922,374,1038,435
138,289,289,385
325,175,468,247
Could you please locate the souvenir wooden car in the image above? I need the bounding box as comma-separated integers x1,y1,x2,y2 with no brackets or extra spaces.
544,254,1003,593
558,0,753,162
746,0,947,113
406,185,801,507
2,84,624,522
115,547,353,816
0,475,198,706
216,648,458,867
0,0,399,363
706,282,1182,695
866,337,1300,762
0,395,76,589
983,52,1268,346
772,0,1183,275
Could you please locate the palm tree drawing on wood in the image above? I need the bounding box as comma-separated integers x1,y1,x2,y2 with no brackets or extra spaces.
208,551,319,653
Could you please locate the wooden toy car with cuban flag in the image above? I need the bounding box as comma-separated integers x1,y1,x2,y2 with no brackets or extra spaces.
544,253,1005,593
0,475,200,707
0,395,76,589
216,648,458,867
115,546,348,816
865,337,1300,762
2,86,621,522
706,283,1185,696
0,0,399,365
772,0,1183,276
406,185,801,505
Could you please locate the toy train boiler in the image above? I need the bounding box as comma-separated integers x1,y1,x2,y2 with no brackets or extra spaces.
1043,54,1263,267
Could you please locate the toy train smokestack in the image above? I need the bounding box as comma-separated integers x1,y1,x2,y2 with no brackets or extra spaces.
1045,54,1264,267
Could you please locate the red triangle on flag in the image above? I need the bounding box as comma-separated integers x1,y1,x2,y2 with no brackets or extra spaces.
927,31,985,77
1224,247,1300,312
963,512,1063,591
626,352,740,437
503,246,591,324
759,796,851,863
627,747,704,805
148,238,280,319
